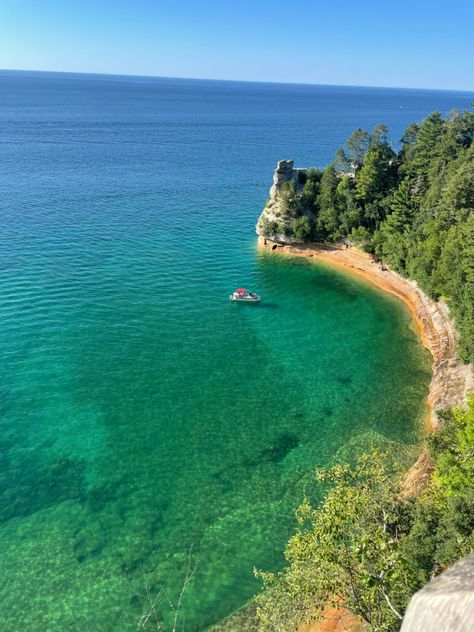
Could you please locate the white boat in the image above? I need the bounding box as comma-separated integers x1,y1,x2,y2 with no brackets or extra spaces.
229,288,260,302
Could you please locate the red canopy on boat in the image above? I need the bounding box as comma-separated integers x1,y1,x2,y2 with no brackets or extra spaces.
236,288,247,294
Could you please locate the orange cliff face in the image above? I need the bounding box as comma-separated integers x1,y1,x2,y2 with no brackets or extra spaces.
299,605,365,632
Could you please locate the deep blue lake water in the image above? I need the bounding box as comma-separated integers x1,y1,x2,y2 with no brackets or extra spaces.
0,71,471,630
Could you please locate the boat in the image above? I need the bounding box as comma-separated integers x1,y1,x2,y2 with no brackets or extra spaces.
229,288,261,302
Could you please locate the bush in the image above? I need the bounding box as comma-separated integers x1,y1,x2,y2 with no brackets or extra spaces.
350,226,375,252
256,451,415,632
279,181,299,216
260,219,279,236
291,216,313,241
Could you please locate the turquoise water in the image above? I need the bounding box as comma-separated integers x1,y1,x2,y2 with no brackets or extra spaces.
1,72,469,631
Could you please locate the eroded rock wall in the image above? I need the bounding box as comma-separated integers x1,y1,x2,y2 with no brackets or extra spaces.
256,160,311,243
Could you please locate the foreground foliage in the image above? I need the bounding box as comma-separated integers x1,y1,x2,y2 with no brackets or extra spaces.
263,109,474,362
255,399,474,632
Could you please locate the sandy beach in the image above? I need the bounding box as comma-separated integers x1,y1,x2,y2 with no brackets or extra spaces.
258,236,473,431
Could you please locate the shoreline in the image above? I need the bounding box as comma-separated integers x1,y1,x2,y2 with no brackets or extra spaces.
257,237,473,631
215,237,473,632
258,236,473,432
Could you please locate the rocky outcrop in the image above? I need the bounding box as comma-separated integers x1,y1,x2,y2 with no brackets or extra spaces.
256,160,313,243
400,553,474,632
268,159,303,198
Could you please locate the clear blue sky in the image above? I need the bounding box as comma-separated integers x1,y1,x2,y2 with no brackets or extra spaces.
1,0,473,90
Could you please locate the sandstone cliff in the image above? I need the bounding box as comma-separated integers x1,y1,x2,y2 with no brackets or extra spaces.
256,160,314,242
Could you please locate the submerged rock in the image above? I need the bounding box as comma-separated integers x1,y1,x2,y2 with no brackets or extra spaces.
337,375,353,385
257,432,300,464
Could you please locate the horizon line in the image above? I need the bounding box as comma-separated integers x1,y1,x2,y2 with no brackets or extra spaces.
1,67,474,95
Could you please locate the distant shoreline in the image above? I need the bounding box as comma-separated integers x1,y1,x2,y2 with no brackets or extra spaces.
258,236,473,433
1,69,474,95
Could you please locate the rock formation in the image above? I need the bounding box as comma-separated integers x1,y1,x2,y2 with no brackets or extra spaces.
401,552,474,632
256,160,314,243
268,159,302,198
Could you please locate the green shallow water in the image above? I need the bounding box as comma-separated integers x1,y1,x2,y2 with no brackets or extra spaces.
0,73,444,631
0,249,431,631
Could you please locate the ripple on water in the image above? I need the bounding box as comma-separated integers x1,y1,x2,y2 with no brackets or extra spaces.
0,74,441,631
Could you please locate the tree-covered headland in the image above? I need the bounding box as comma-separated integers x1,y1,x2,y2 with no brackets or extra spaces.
255,111,474,631
259,110,474,363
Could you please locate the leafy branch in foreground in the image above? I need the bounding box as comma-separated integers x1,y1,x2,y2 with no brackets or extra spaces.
255,450,415,632
137,546,197,631
255,399,474,632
